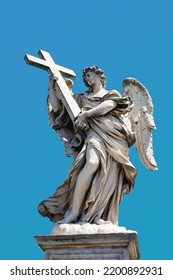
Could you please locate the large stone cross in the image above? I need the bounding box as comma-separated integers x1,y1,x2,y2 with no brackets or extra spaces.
24,50,81,121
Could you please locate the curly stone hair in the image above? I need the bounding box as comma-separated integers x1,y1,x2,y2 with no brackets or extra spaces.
82,66,106,93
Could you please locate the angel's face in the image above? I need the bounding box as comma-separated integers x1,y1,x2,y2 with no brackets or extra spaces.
84,71,101,88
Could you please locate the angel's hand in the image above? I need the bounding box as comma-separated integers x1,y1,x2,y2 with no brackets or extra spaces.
74,112,89,131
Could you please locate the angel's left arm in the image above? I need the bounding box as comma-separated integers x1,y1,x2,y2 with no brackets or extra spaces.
86,100,117,118
85,91,132,118
75,100,117,130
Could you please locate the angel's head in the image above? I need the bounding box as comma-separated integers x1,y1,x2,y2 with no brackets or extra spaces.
83,66,106,93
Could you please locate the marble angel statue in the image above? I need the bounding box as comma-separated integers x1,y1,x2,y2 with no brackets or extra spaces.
38,66,157,230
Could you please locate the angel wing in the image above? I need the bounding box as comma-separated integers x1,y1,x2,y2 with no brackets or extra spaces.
122,78,158,171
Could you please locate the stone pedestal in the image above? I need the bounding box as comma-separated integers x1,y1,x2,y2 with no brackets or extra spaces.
35,233,140,260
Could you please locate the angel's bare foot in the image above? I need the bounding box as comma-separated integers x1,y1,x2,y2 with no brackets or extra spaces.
57,210,79,224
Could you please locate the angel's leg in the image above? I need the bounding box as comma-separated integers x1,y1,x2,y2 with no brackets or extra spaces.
59,145,100,224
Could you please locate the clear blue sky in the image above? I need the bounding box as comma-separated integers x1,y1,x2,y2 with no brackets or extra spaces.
0,0,172,260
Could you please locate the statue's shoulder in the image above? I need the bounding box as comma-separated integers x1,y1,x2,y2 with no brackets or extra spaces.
108,89,121,97
103,90,122,100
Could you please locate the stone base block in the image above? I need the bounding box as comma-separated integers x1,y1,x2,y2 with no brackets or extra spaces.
35,233,140,260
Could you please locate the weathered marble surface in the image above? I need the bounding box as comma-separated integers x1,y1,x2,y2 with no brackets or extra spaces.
35,233,140,260
37,65,157,227
25,51,157,232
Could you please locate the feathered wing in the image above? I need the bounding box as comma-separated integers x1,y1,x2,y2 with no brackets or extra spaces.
122,78,158,171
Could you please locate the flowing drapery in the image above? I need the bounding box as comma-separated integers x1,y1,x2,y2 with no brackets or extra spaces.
38,90,137,225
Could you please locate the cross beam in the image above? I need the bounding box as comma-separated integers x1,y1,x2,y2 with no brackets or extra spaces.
24,50,81,121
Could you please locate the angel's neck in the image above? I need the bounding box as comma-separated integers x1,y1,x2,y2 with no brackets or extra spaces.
92,83,103,93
